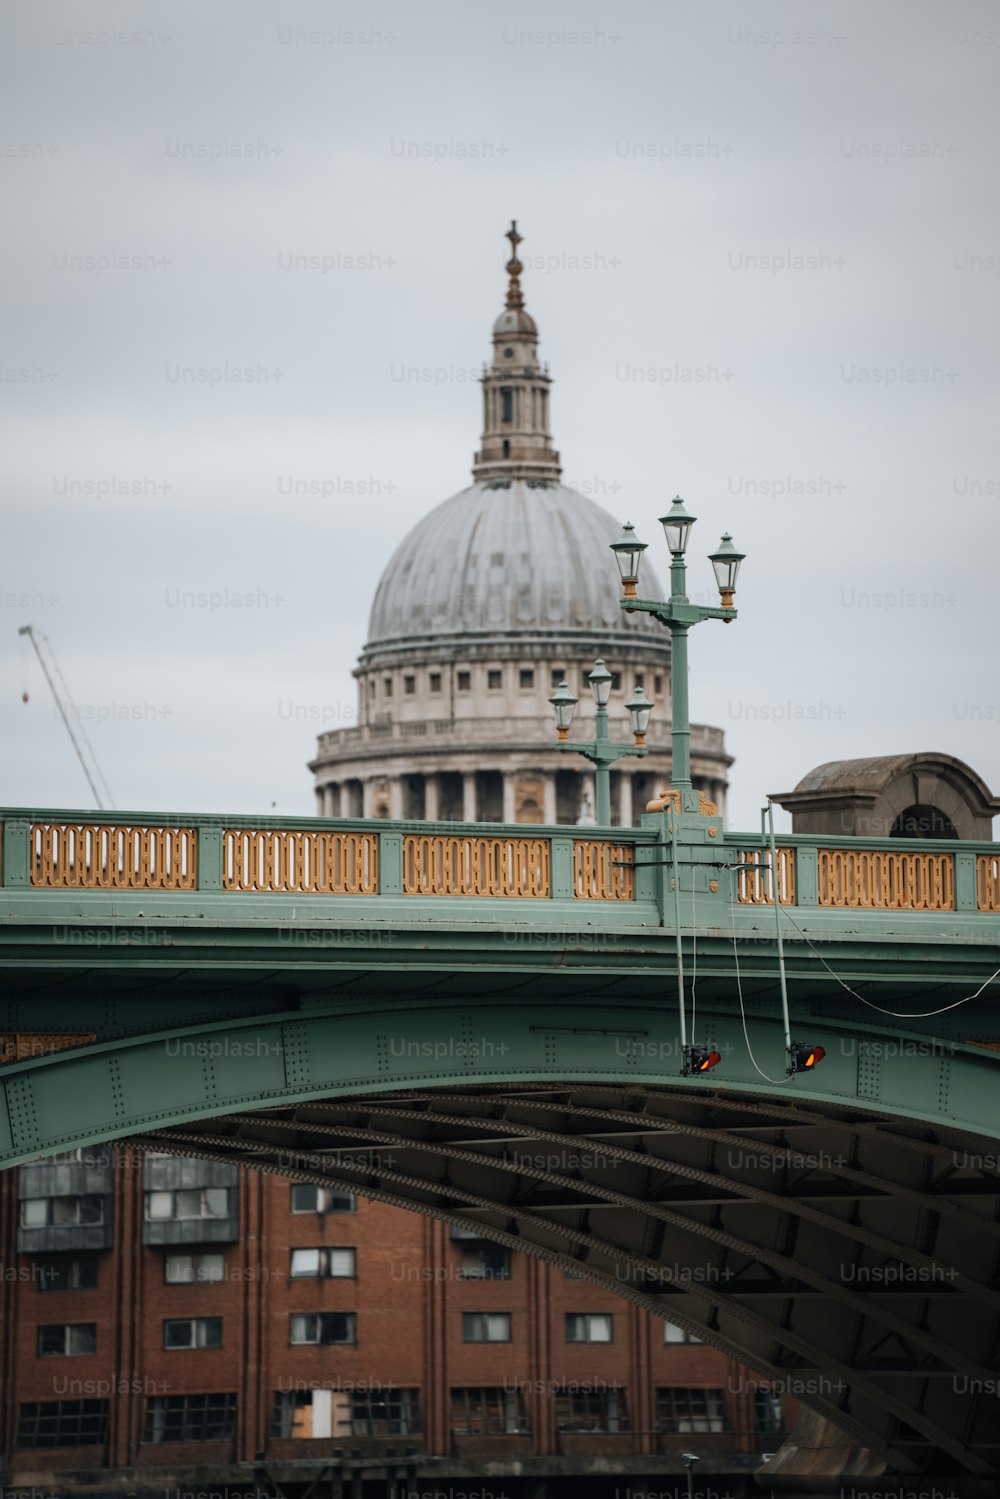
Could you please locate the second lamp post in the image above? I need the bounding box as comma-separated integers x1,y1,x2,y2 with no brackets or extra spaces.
549,659,652,827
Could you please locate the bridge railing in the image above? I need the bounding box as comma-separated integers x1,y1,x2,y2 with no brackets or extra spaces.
0,813,642,903
732,839,998,913
1,811,998,913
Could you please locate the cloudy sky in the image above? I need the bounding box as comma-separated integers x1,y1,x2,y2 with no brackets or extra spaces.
2,0,997,834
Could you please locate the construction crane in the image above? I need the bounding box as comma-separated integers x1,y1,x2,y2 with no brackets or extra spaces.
19,624,115,810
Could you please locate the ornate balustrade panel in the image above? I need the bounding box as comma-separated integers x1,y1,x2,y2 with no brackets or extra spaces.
573,841,635,901
30,823,197,890
222,829,377,894
976,854,1000,912
402,835,551,897
735,848,795,906
817,849,954,911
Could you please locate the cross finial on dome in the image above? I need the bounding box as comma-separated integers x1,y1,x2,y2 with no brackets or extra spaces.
505,219,524,309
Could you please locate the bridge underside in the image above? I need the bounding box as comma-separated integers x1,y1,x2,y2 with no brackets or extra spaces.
127,1081,1000,1482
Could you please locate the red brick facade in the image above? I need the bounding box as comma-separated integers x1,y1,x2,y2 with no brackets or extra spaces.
0,1151,789,1493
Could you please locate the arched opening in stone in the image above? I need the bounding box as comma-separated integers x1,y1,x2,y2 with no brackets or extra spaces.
889,805,958,840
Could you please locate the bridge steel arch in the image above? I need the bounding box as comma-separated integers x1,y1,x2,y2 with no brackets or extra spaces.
2,997,1000,1480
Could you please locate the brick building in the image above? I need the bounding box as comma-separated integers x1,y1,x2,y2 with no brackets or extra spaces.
0,1148,790,1497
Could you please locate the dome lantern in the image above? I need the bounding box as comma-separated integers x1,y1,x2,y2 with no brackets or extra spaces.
472,222,562,484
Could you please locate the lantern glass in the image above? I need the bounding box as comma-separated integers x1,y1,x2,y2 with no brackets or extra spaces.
588,658,613,708
549,680,578,733
610,522,647,591
709,532,745,595
626,684,652,737
659,495,696,556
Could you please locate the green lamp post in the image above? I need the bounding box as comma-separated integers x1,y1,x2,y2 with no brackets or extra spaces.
549,660,652,827
610,499,745,794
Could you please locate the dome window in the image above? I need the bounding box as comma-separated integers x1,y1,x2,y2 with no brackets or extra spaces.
504,347,514,358
383,677,393,697
500,388,513,422
488,670,502,690
404,675,415,695
429,673,442,693
457,671,471,692
519,669,535,689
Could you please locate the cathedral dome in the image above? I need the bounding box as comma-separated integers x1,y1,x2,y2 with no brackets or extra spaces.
364,479,665,657
310,222,732,831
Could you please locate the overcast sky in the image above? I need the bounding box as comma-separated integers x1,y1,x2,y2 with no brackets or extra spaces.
2,0,997,835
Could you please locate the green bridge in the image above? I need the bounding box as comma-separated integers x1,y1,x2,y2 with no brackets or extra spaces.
2,798,1000,1489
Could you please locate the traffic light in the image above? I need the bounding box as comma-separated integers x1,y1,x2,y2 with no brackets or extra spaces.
683,1045,722,1077
788,1042,826,1073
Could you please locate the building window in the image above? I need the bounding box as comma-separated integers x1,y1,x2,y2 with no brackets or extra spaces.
290,1184,354,1214
555,1387,628,1432
611,671,621,689
20,1196,103,1228
518,668,534,689
290,1247,356,1279
501,387,513,422
271,1389,422,1439
429,672,442,692
145,1188,230,1222
487,669,502,690
459,1243,510,1280
462,1312,511,1343
664,1321,703,1344
37,1323,97,1357
36,1257,98,1292
290,1312,356,1346
754,1388,787,1434
565,1312,612,1343
654,674,663,694
16,1400,109,1448
349,1390,422,1435
451,1387,528,1435
163,1317,223,1350
551,669,565,689
383,676,393,697
143,1393,236,1443
404,674,416,695
164,1253,225,1284
655,1387,727,1434
457,670,471,691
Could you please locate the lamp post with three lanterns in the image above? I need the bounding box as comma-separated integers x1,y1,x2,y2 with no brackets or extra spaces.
548,660,652,828
610,496,745,799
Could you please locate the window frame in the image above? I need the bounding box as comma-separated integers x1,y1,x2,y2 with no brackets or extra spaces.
461,1311,511,1344
288,1311,357,1346
565,1311,613,1343
162,1316,223,1351
37,1322,97,1358
289,1246,356,1279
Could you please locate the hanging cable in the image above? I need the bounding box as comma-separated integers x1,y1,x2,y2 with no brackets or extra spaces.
774,899,1000,1019
728,867,795,1086
689,863,697,1046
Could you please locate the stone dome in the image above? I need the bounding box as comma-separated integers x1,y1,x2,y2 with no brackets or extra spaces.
363,478,666,659
493,308,537,336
